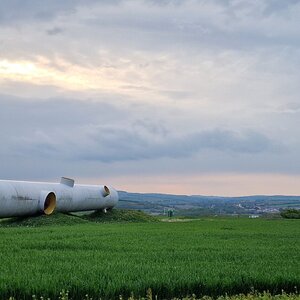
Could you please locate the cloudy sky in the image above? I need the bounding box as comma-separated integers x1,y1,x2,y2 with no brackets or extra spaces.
1,0,300,195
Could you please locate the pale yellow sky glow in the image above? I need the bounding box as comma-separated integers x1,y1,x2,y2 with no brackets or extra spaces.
0,58,125,93
0,60,37,76
0,57,178,104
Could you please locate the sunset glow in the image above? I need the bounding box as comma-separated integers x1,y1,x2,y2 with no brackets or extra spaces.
0,58,125,93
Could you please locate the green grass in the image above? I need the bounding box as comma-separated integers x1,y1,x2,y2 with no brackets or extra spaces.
0,215,299,299
0,210,157,227
85,209,158,223
25,290,300,300
0,212,89,227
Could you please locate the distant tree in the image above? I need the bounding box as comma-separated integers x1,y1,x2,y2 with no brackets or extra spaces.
280,209,300,219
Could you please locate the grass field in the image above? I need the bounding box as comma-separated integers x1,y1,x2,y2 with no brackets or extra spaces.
0,213,299,299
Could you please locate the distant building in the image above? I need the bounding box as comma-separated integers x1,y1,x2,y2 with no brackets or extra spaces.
249,215,259,218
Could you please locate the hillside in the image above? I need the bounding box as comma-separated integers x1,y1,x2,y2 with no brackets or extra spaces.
0,210,158,227
118,191,300,216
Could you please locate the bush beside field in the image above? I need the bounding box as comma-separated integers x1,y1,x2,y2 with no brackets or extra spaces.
280,209,300,219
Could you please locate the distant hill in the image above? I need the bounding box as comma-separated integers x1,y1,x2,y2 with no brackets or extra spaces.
117,191,300,216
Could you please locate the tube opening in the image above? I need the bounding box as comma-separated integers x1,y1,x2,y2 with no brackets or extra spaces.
44,192,56,215
102,186,110,197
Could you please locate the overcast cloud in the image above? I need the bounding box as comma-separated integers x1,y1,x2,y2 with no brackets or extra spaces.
0,0,300,195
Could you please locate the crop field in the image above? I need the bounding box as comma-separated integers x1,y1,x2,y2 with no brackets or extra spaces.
0,214,299,299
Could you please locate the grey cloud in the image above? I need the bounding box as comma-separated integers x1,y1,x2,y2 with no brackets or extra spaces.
11,123,277,163
0,94,277,165
0,94,125,132
0,0,121,24
80,0,300,46
261,0,300,16
0,0,73,24
1,0,300,69
2,0,300,49
46,27,64,35
191,130,275,154
121,85,196,101
0,93,298,181
279,102,300,114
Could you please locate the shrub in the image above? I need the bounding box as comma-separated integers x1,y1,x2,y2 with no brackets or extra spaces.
280,209,300,219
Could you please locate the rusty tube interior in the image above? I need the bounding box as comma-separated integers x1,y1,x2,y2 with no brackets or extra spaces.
43,192,56,215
